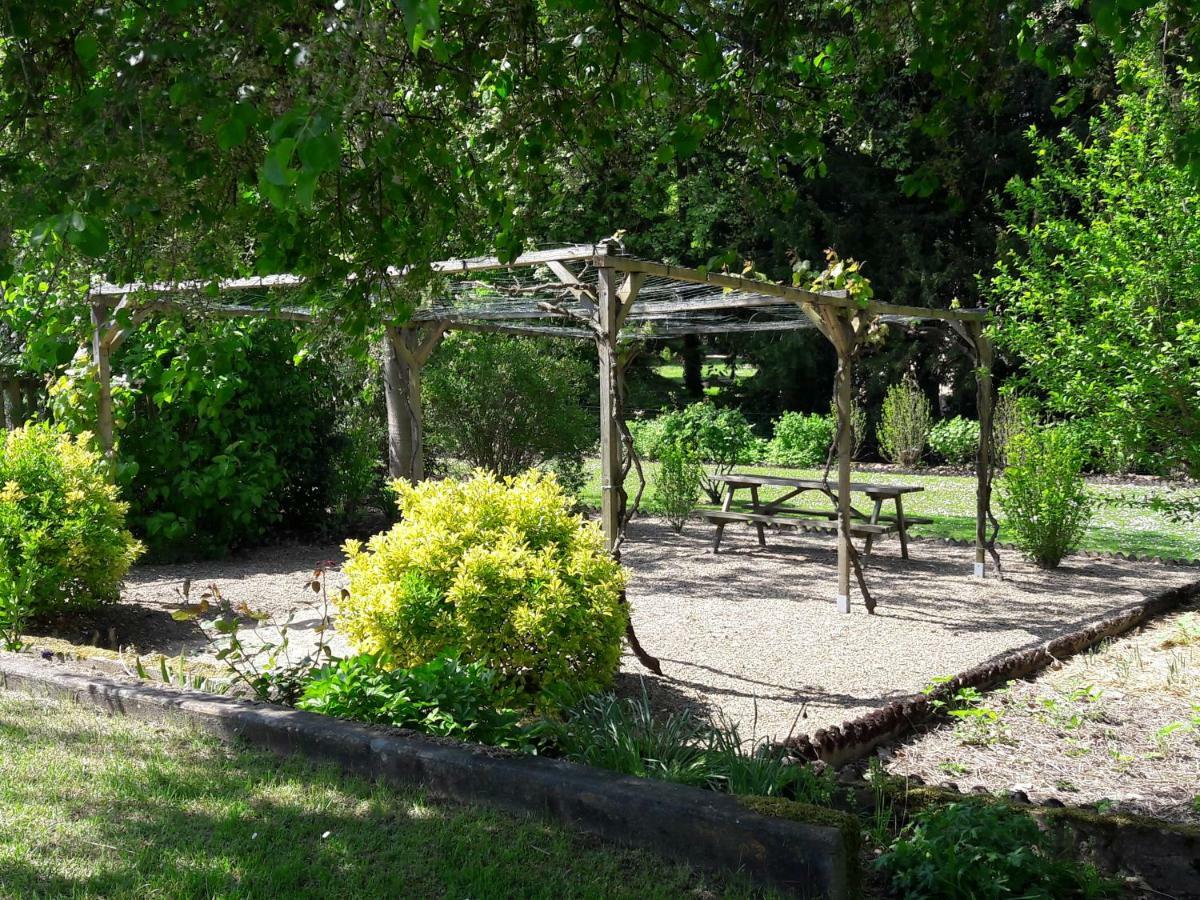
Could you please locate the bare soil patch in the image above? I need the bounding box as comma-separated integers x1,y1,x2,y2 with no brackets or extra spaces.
885,599,1200,824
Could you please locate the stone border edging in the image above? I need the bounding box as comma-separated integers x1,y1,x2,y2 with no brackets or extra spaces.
0,653,854,900
785,579,1200,767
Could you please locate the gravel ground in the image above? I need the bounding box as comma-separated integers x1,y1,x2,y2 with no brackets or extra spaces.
93,518,1198,741
883,601,1200,823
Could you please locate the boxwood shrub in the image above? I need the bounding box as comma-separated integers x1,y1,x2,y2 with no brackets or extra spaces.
339,470,628,698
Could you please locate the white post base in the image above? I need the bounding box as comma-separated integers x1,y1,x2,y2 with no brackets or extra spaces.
836,593,851,614
973,562,986,578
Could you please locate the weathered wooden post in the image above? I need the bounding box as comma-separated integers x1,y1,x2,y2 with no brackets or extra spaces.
383,323,446,483
833,331,854,613
90,300,115,456
968,321,994,577
2,378,20,430
596,265,623,553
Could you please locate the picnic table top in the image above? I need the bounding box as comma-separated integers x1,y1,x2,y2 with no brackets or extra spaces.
715,472,925,496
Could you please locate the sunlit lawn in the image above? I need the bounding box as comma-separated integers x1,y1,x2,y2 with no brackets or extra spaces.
0,692,763,899
581,460,1200,561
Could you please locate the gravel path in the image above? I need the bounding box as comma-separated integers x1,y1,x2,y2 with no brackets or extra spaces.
104,518,1197,741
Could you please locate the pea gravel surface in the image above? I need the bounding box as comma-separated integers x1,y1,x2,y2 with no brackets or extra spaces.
90,518,1200,742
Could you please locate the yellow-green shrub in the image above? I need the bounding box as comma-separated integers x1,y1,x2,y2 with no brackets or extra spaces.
340,470,628,697
0,425,143,622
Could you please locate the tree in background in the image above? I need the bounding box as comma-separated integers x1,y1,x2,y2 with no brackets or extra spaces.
992,47,1200,476
423,333,593,481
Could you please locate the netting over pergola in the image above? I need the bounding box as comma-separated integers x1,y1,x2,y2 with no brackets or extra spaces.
86,240,996,653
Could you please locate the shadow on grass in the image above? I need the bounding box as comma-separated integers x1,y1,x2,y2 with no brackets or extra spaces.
0,696,754,900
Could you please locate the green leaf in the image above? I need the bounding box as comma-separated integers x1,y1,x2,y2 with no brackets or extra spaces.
217,118,248,151
298,133,339,172
261,138,297,186
74,33,99,64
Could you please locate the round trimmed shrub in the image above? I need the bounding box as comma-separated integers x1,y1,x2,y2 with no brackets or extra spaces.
0,424,143,618
340,470,628,697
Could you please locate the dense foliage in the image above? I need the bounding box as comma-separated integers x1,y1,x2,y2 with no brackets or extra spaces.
877,801,1115,899
3,287,385,558
766,411,835,468
878,377,932,468
423,333,592,479
632,403,756,502
998,428,1094,569
928,417,979,466
0,425,142,644
652,442,704,532
298,652,533,750
339,470,627,698
993,58,1200,477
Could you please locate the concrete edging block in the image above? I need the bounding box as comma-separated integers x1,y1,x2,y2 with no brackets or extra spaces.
0,653,854,899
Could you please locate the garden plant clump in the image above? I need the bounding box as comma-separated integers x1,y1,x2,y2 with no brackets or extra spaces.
928,417,979,466
998,426,1094,568
878,376,932,468
651,441,704,532
765,411,835,468
0,424,143,649
877,800,1117,899
338,469,628,698
628,402,757,502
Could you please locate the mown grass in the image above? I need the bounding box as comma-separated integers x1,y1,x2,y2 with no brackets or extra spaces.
582,460,1200,561
0,691,765,899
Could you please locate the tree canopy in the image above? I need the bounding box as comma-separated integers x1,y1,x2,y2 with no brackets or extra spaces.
4,0,1200,307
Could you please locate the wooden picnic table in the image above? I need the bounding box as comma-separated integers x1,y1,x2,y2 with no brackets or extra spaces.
703,473,929,558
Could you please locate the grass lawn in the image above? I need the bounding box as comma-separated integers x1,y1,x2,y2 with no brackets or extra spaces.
581,460,1200,562
0,691,764,899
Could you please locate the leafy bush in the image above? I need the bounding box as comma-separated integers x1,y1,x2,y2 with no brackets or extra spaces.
878,376,932,467
50,318,383,558
766,412,835,468
991,64,1200,477
876,801,1116,899
339,470,627,698
0,425,142,641
994,393,1038,469
928,417,979,465
423,333,593,479
632,403,757,502
652,442,704,532
997,427,1094,568
298,652,533,750
544,687,837,803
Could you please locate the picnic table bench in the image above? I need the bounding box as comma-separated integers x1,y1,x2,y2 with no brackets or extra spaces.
702,473,930,558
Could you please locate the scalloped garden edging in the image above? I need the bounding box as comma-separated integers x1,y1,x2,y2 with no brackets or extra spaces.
0,652,858,899
784,579,1200,767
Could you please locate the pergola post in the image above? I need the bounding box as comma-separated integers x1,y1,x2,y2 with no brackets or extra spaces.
968,322,995,577
833,335,854,613
596,265,623,553
2,378,21,430
90,300,115,456
383,322,446,483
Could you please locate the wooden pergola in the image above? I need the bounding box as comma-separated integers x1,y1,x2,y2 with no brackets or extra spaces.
86,240,995,616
